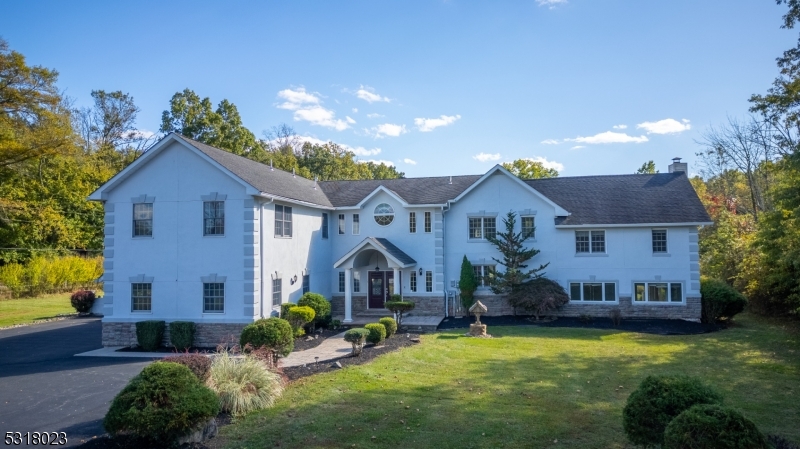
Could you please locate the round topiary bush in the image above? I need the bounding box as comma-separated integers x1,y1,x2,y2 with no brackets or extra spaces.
240,318,294,356
385,300,415,328
297,292,331,329
623,375,723,447
104,362,219,442
70,290,96,313
664,404,769,449
365,322,387,345
379,317,397,338
344,328,369,355
701,278,748,323
285,306,315,337
280,302,296,318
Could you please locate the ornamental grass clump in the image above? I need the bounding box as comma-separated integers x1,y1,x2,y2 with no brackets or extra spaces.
365,322,387,345
663,404,769,449
169,321,196,350
379,316,397,338
208,350,284,417
240,317,293,356
286,305,315,337
104,362,219,442
344,328,369,356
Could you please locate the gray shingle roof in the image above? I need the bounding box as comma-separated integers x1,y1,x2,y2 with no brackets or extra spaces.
373,238,417,265
318,175,482,207
526,173,711,225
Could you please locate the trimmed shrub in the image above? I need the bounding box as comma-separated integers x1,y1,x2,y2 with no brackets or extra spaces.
507,278,569,320
664,404,769,449
609,307,623,326
286,305,315,337
240,318,293,356
163,354,212,382
459,256,478,315
169,321,196,350
104,362,219,442
208,350,284,417
379,316,397,338
135,320,165,351
365,322,387,345
280,302,295,318
70,290,96,313
344,328,369,355
623,375,723,447
702,278,748,323
385,299,415,328
297,292,331,330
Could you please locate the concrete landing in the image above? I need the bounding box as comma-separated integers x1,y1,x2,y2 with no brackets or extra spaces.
337,313,444,332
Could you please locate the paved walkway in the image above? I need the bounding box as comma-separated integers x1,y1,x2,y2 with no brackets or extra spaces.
280,331,352,368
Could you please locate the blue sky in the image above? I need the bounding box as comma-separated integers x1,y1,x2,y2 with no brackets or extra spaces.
2,1,795,177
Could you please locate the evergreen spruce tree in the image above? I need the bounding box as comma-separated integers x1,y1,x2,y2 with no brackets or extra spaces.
458,255,478,313
487,212,549,294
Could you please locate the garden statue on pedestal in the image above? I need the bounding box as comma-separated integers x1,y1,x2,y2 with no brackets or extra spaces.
467,300,491,338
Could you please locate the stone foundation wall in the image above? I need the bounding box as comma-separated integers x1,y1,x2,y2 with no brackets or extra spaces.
101,322,249,347
331,295,445,316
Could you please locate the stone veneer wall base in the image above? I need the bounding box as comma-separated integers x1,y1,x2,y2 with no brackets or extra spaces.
331,295,445,317
102,322,249,347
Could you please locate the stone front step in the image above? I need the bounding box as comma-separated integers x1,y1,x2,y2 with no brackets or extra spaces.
334,313,444,332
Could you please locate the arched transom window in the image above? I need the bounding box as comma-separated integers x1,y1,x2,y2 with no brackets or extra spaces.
374,203,394,226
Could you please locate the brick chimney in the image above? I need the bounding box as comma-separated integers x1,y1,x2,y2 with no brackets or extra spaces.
668,157,687,174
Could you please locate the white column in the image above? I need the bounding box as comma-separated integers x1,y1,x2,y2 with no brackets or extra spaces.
344,268,353,323
393,267,400,299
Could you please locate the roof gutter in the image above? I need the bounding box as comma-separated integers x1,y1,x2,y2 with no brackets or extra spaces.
555,221,714,229
255,193,334,210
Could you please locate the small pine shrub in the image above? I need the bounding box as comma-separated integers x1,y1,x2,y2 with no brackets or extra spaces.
379,317,397,338
297,292,331,330
163,354,212,382
70,290,96,313
385,300,415,328
286,305,315,337
208,350,284,417
135,320,165,351
623,375,723,447
169,321,196,350
365,323,387,345
240,318,294,356
664,404,769,449
104,362,219,442
344,328,369,355
701,278,748,323
280,302,295,318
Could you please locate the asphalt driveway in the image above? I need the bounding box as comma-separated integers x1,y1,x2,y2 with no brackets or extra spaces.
0,318,151,447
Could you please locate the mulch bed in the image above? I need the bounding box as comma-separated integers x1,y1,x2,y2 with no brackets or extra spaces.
292,328,347,352
437,315,725,335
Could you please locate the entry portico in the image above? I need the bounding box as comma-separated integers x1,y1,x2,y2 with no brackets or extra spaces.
333,237,416,323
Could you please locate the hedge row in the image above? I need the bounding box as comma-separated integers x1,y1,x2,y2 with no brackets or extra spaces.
0,256,103,297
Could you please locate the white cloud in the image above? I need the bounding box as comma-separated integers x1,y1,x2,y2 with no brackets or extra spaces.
280,135,381,157
536,0,567,8
570,145,585,150
414,114,461,132
356,86,390,103
473,152,502,162
403,158,417,165
521,156,565,172
351,146,381,156
636,118,691,134
352,108,358,113
566,131,648,144
366,113,384,119
346,116,357,124
540,139,560,145
612,124,627,129
360,159,395,166
372,123,407,138
275,87,349,131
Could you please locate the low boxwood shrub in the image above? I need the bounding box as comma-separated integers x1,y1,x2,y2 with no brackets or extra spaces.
622,375,723,447
297,292,331,330
135,320,165,351
240,318,293,356
280,302,295,318
286,305,315,337
365,322,387,345
701,278,748,323
208,350,284,417
169,321,196,350
664,404,769,449
163,354,212,382
104,362,219,442
344,328,369,355
385,299,415,328
379,316,397,338
70,290,96,313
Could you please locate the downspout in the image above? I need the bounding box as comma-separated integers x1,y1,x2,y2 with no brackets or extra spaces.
441,202,450,317
259,196,274,318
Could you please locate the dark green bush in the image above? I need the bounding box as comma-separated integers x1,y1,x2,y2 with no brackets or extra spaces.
365,323,387,344
280,302,295,318
385,300,415,328
163,354,212,382
664,404,769,449
344,328,369,355
701,278,748,323
240,318,293,356
297,292,331,330
379,317,397,338
286,305,315,337
768,435,800,449
508,278,570,320
104,362,219,442
169,321,196,350
622,375,723,447
135,320,165,351
70,290,96,313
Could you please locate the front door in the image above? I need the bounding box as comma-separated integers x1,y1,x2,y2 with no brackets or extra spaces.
368,272,385,309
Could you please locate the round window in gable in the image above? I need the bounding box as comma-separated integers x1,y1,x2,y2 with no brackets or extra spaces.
374,203,395,226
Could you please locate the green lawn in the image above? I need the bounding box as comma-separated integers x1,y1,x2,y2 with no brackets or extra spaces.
0,293,77,328
220,313,800,449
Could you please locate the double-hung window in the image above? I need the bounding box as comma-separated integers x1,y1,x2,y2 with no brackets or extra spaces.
472,265,496,288
275,205,292,237
338,272,346,293
409,212,417,233
652,230,667,253
133,203,153,237
569,282,617,302
322,213,329,239
521,216,535,239
272,278,282,307
410,271,417,292
203,201,224,236
468,217,496,240
353,271,360,293
425,271,433,292
338,214,345,235
634,282,683,303
353,214,360,235
424,212,432,233
203,282,225,313
131,282,152,311
575,230,605,253
302,274,310,294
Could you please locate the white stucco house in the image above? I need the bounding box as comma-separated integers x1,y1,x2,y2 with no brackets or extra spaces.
90,133,711,346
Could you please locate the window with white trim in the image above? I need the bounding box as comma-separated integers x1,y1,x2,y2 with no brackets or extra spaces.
409,212,416,233
374,203,394,226
131,282,152,311
275,205,292,237
203,201,224,236
203,282,225,313
652,229,667,253
472,265,496,288
410,271,417,292
521,216,535,239
338,272,345,292
425,271,433,292
338,214,345,235
322,213,328,239
424,212,432,233
353,214,360,235
272,278,282,307
569,282,617,302
468,217,496,240
353,271,360,293
302,274,310,294
634,282,683,303
133,203,153,237
576,230,605,253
